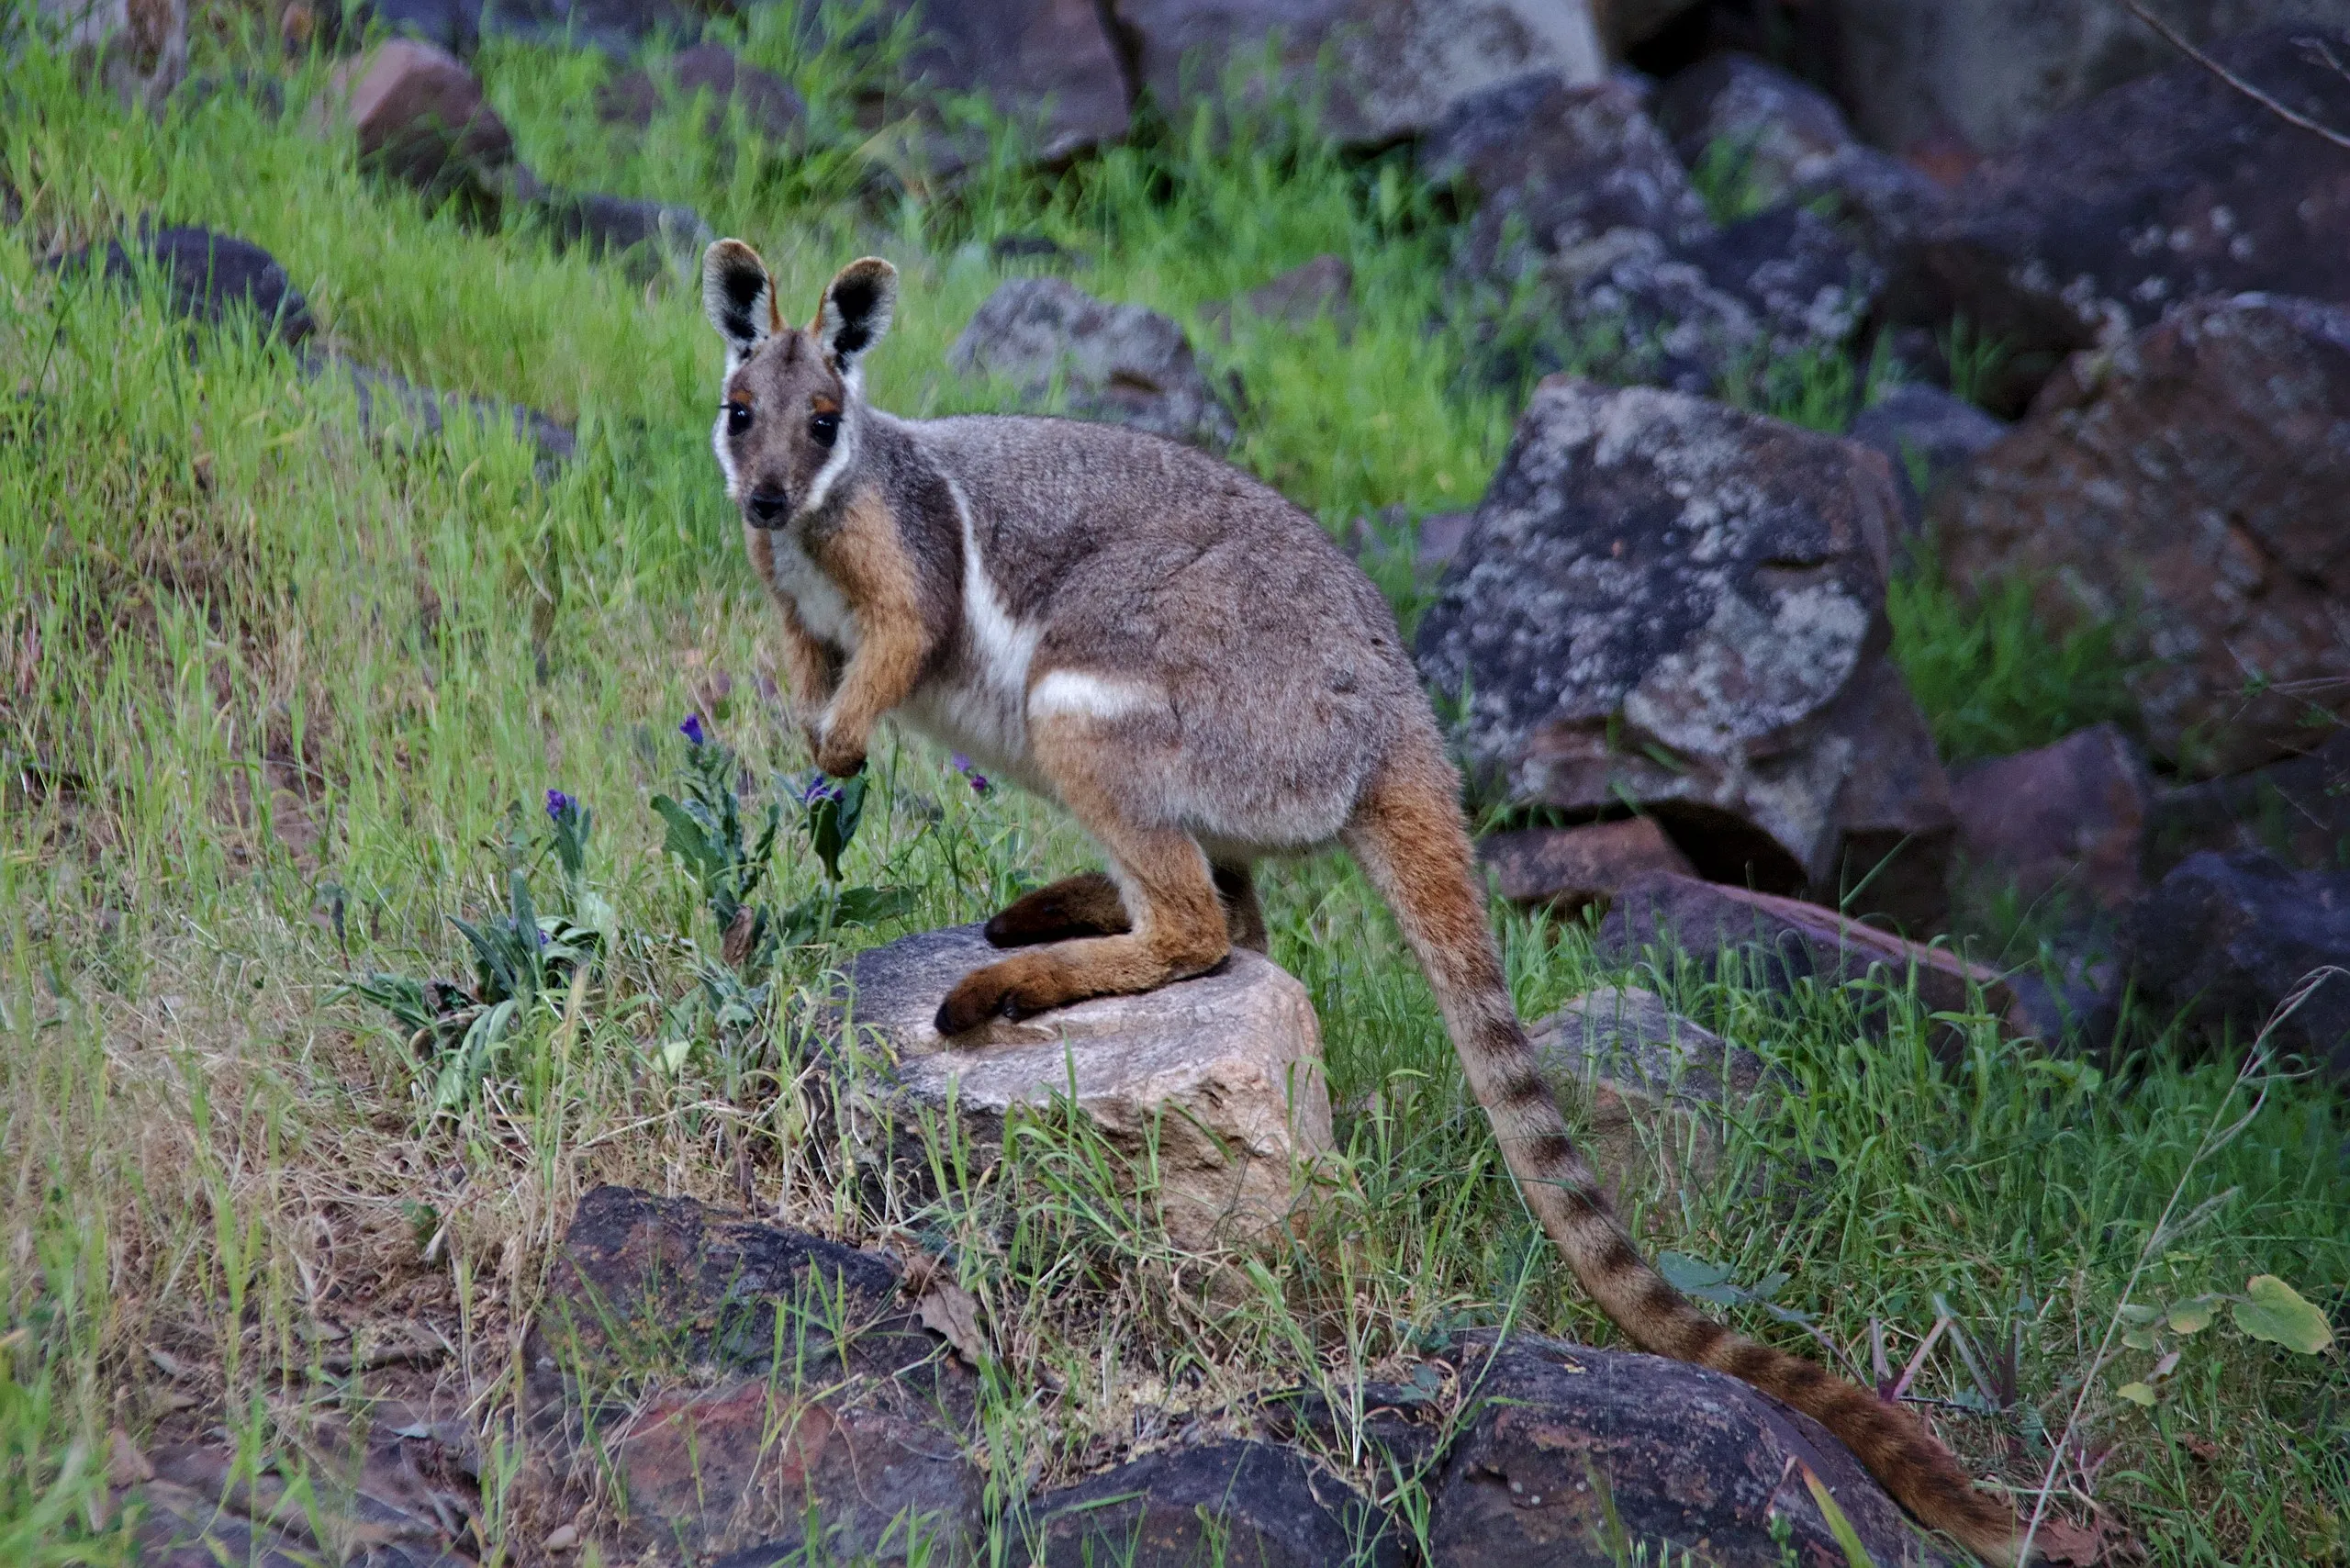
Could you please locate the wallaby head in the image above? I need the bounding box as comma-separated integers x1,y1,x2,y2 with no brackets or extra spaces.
700,240,898,529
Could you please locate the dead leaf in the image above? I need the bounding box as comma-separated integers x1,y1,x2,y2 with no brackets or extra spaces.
915,1280,988,1368
106,1428,153,1486
2031,1516,2130,1565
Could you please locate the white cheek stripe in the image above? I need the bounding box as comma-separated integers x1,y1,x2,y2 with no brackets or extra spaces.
1027,669,1166,722
797,406,858,518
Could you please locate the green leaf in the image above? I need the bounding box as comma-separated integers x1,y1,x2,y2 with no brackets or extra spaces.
2166,1298,2216,1336
1656,1251,1740,1305
833,884,917,926
2121,1327,2161,1351
2116,1302,2162,1326
2115,1381,2158,1407
651,794,725,881
2232,1275,2334,1354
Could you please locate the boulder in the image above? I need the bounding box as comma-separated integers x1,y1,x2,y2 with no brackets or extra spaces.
2127,851,2350,1083
1785,143,1955,262
1477,816,1694,912
1595,873,2018,1037
1415,378,1953,924
2148,727,2350,875
1424,73,1712,297
1886,26,2350,400
346,0,480,55
1653,51,1857,211
1846,382,2006,531
541,1187,982,1563
1029,1440,1398,1567
53,225,314,347
898,0,1132,165
832,924,1333,1249
596,42,807,141
1531,985,1784,1204
1427,1332,1950,1567
1111,0,1606,148
317,39,515,215
1950,723,2152,913
948,277,1239,449
1931,294,2350,777
1821,0,2345,157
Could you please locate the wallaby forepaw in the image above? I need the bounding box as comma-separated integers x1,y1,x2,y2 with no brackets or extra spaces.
815,735,867,778
934,958,1064,1036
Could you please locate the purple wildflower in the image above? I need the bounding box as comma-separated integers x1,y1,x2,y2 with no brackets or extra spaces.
545,788,576,822
679,712,708,747
951,752,991,795
797,770,842,807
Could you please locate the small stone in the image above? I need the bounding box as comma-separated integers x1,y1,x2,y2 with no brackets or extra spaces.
1031,1439,1397,1568
1846,383,2006,531
1477,817,1694,913
832,924,1333,1249
543,1523,579,1552
315,38,513,217
49,225,314,347
948,277,1238,449
1202,253,1356,342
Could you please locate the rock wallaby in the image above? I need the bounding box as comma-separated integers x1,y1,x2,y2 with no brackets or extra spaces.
700,241,2025,1564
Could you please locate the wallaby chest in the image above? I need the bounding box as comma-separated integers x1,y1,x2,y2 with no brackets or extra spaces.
748,522,860,652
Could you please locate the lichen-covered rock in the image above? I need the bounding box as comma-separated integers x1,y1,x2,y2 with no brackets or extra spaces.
1427,1332,1949,1567
1416,378,1950,913
1886,25,2350,401
1116,0,1606,149
1932,293,2350,776
833,924,1332,1249
949,277,1238,448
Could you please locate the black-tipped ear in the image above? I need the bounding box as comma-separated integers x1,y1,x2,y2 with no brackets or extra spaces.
816,257,898,376
703,239,782,362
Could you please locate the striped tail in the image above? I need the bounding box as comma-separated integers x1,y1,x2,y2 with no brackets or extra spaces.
1339,734,2024,1566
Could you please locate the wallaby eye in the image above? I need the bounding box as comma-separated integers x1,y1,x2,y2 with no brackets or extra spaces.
725,401,753,435
809,410,840,449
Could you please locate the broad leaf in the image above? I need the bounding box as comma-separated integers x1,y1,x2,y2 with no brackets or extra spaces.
2166,1297,2216,1335
2232,1275,2333,1354
2115,1381,2158,1407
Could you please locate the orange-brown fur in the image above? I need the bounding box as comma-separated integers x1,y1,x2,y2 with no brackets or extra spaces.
802,492,930,778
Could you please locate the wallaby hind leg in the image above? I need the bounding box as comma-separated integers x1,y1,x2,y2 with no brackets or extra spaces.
937,721,1229,1035
984,862,1264,952
984,872,1129,947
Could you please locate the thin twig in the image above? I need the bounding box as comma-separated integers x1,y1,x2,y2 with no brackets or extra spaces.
2121,0,2350,153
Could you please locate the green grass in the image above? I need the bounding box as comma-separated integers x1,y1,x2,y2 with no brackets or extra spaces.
2,14,2344,1566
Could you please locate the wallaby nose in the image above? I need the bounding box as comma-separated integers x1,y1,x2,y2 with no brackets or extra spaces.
745,488,790,528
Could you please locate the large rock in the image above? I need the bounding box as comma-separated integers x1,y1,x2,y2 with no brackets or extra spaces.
540,1187,982,1562
1950,723,2152,913
532,189,711,272
1415,378,1953,924
1595,873,2019,1037
1886,26,2350,398
833,924,1332,1249
1932,294,2350,777
948,277,1239,449
52,225,314,347
899,0,1133,164
316,39,516,216
2127,852,2350,1082
1111,0,1606,147
1822,0,2345,157
1477,816,1694,912
1427,1332,1949,1567
1030,1440,1397,1566
306,353,577,471
596,42,807,142
1531,985,1784,1204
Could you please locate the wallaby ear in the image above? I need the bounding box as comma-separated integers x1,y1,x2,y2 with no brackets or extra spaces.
703,239,783,364
815,257,898,380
